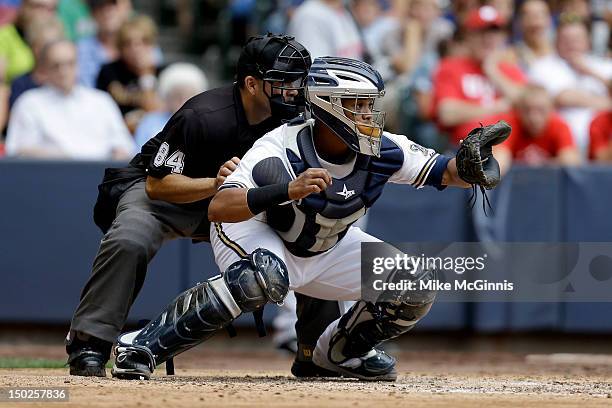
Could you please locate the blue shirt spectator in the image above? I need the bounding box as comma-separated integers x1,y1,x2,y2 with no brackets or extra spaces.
134,110,170,148
77,35,111,87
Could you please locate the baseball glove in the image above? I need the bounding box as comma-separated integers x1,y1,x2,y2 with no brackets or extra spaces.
456,120,512,190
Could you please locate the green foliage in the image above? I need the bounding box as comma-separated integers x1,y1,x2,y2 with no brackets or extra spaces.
0,357,112,369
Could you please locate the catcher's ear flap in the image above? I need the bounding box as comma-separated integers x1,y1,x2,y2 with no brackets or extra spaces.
483,120,512,147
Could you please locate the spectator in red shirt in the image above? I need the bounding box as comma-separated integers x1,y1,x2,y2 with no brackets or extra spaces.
432,5,526,146
589,111,612,162
496,84,581,167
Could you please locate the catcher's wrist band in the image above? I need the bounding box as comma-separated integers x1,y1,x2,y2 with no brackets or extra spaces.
426,155,450,188
247,183,290,214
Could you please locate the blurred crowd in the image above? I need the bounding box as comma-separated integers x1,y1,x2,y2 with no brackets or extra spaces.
0,0,208,159
0,0,611,166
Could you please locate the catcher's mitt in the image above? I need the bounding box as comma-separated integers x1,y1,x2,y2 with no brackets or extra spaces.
456,120,512,190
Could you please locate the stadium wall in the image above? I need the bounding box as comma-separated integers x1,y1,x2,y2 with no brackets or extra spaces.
1,160,611,332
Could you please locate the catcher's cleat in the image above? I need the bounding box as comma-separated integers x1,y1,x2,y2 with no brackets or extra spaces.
312,347,397,381
66,336,111,377
111,333,156,380
291,359,341,378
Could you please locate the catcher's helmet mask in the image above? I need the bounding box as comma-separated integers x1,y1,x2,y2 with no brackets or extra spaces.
306,57,386,157
238,33,312,120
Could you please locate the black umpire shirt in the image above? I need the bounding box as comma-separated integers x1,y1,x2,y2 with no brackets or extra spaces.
128,84,281,237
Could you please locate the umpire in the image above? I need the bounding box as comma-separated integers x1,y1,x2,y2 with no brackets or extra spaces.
67,34,339,378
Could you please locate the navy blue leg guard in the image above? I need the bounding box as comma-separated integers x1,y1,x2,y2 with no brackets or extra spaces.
313,266,436,381
111,248,288,379
332,300,434,359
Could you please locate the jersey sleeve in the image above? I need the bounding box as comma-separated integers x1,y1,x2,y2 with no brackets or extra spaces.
146,108,204,179
220,131,288,190
385,133,450,189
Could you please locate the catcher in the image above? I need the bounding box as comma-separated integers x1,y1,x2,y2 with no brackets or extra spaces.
111,57,511,381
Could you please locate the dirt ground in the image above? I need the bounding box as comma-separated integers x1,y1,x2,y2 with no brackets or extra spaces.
1,336,612,408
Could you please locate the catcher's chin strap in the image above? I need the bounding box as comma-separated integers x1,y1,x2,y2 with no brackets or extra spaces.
468,184,493,216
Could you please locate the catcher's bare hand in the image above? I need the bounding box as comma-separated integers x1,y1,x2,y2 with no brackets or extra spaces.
215,157,241,188
288,168,332,200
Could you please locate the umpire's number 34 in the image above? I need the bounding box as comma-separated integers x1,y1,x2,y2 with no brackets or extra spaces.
153,142,185,174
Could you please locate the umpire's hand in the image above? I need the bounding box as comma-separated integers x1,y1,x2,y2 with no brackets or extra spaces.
288,168,332,200
216,157,241,188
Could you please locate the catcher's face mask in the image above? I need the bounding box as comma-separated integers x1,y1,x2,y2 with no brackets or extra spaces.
306,57,386,156
335,93,386,156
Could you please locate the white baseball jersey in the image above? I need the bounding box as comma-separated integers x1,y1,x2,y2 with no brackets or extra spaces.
211,118,450,301
219,118,449,256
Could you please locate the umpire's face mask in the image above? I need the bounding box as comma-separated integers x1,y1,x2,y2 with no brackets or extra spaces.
264,75,308,121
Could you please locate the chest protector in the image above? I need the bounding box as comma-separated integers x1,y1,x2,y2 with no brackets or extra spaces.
264,120,403,257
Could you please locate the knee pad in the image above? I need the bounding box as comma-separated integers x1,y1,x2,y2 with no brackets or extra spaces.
382,256,438,305
224,248,289,312
115,248,289,369
386,260,437,326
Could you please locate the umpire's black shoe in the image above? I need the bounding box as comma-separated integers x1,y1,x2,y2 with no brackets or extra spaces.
291,343,340,378
66,336,112,377
291,359,341,378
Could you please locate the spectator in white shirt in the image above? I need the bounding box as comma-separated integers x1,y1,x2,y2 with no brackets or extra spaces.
6,39,134,160
287,0,364,60
529,17,612,156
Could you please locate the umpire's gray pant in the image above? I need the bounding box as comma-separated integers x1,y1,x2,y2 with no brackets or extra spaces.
70,181,206,343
